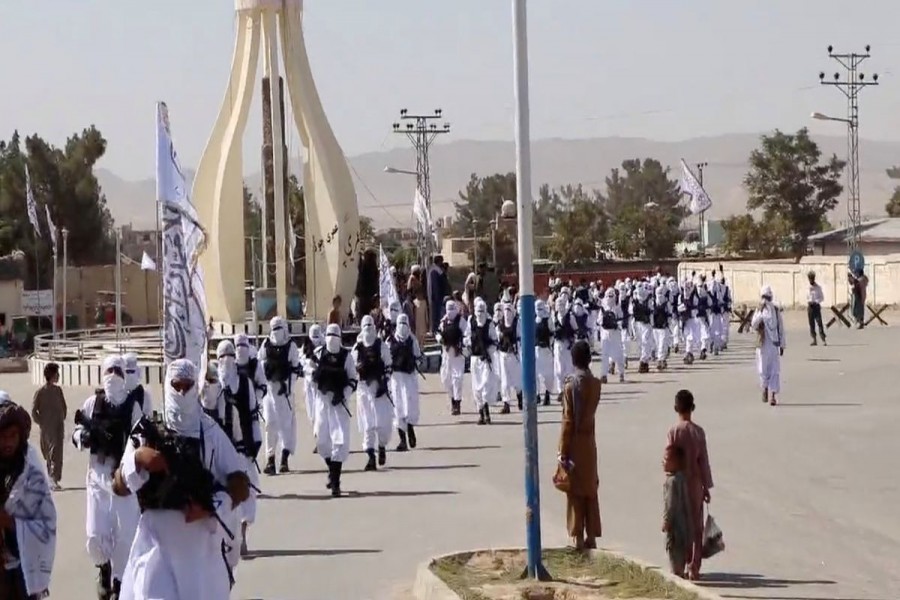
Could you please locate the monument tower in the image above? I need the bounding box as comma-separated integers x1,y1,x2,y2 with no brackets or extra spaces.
194,0,360,326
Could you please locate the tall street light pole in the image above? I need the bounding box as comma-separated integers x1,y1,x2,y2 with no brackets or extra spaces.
512,0,549,581
816,45,879,250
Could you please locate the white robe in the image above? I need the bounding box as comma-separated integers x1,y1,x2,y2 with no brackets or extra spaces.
752,303,786,394
313,347,357,464
258,340,301,457
5,444,57,597
119,414,247,600
465,319,499,409
352,339,394,450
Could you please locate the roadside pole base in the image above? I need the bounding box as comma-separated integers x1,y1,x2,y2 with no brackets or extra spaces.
518,562,552,582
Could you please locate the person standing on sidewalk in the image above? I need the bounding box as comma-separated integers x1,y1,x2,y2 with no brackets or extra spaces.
31,361,67,490
806,271,827,346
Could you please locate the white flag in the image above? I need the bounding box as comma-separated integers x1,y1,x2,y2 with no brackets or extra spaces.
24,165,42,239
413,186,437,245
378,244,399,318
44,204,58,256
288,212,296,267
140,251,157,271
680,159,712,215
156,101,208,369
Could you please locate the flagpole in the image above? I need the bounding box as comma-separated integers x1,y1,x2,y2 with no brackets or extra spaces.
62,228,68,337
52,240,58,339
115,227,122,343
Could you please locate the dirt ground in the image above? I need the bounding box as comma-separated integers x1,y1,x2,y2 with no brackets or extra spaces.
432,549,698,600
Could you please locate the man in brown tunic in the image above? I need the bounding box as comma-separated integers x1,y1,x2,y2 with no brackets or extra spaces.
31,362,67,490
665,389,713,580
557,340,602,550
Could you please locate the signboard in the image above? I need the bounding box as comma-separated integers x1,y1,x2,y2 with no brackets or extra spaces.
849,250,865,274
21,290,54,317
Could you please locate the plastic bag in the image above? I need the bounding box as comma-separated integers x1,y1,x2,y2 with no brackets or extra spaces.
701,512,725,559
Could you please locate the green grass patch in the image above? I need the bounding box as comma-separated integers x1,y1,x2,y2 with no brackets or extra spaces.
431,548,700,600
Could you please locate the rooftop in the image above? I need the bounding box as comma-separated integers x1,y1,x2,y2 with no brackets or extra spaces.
808,218,900,244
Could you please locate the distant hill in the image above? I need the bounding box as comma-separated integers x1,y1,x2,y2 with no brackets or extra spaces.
98,133,900,230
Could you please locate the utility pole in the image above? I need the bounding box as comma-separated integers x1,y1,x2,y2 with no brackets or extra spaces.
818,45,879,250
392,109,450,264
696,162,708,255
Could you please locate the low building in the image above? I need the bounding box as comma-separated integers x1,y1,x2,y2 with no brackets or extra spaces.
808,218,900,257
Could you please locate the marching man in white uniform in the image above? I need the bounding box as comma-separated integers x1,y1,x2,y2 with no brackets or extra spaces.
115,359,250,600
598,288,625,383
465,299,499,425
312,324,358,497
534,299,556,406
353,315,394,471
437,300,468,416
751,285,786,406
123,353,153,416
72,354,149,599
496,302,523,413
258,317,301,475
388,314,422,451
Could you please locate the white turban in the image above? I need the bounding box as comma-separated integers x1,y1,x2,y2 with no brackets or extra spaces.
164,359,202,436
760,285,773,298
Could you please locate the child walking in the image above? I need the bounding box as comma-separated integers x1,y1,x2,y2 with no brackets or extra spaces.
662,444,693,577
31,361,67,490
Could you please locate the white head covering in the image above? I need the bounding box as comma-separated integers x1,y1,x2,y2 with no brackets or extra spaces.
325,323,343,354
536,299,549,319
233,333,252,365
122,353,141,392
760,285,773,300
216,340,238,390
445,300,459,319
360,315,377,346
0,391,10,405
388,301,401,322
395,313,411,341
164,359,202,436
270,316,288,345
309,324,324,346
572,298,586,316
474,299,489,326
101,355,127,406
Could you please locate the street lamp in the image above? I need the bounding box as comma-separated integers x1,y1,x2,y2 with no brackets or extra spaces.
810,111,851,124
383,166,418,176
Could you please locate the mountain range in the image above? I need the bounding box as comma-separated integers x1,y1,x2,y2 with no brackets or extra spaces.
97,133,900,231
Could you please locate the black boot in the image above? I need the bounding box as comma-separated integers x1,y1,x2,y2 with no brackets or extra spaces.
396,429,409,452
279,449,290,473
97,562,112,600
517,391,523,411
501,402,511,414
542,391,550,406
331,461,343,497
407,424,417,448
324,458,333,489
312,445,318,454
111,578,121,600
364,448,377,471
263,456,276,476
378,446,387,466
477,405,486,425
484,403,492,424
450,399,461,416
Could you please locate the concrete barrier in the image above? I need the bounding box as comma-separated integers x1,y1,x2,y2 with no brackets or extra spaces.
680,255,900,309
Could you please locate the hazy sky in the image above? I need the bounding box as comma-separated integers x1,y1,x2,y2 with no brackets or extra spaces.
2,0,898,181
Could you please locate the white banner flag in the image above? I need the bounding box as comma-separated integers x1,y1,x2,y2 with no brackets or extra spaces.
680,159,712,215
378,244,399,318
413,186,437,246
140,251,157,271
44,205,58,256
24,165,42,239
156,101,208,368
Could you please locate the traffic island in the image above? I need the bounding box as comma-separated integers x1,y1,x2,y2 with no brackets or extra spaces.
415,547,721,600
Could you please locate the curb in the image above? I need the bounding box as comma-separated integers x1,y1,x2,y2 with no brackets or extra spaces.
413,547,724,600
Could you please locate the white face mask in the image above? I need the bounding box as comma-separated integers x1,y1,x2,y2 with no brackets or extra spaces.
235,345,250,364
474,309,487,325
103,373,127,405
326,335,342,354
396,324,410,340
218,356,236,372
271,326,288,345
165,383,202,435
574,304,585,316
124,369,140,392
362,326,377,345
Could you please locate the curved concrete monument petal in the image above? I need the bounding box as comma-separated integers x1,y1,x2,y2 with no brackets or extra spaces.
194,0,360,324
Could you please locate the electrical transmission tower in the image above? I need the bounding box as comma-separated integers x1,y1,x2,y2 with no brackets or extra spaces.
392,109,450,261
817,45,879,249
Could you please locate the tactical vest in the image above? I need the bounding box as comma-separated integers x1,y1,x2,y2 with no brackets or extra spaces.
389,337,416,374
696,295,710,319
632,299,651,323
469,319,494,358
652,303,669,329
535,318,552,348
709,292,722,314
125,385,145,410
553,312,574,341
313,348,351,398
237,357,260,384
89,390,141,466
262,340,295,382
301,338,316,360
600,308,619,330
498,316,519,353
136,422,220,514
356,339,386,383
573,312,591,339
440,315,463,349
223,374,257,456
679,292,696,321
619,294,630,318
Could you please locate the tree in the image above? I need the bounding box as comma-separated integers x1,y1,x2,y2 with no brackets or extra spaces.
721,213,790,258
243,184,262,284
547,184,608,264
358,216,375,249
0,128,116,287
887,188,900,218
453,173,517,237
605,158,685,259
744,128,844,261
286,174,306,292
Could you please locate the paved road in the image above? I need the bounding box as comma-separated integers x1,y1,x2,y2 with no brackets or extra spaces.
4,318,898,600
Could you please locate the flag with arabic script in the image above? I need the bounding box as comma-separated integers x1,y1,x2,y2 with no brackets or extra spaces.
378,244,399,319
44,205,58,256
156,101,208,368
680,159,712,215
24,165,42,239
